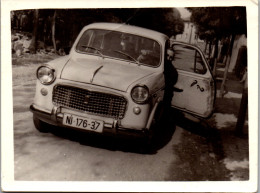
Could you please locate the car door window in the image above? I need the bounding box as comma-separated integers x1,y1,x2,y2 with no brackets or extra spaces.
172,45,206,74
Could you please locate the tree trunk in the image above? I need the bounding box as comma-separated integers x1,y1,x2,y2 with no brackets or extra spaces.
52,10,57,53
208,41,212,60
220,34,235,97
235,84,248,136
29,9,39,54
43,16,48,48
212,38,219,76
204,41,208,54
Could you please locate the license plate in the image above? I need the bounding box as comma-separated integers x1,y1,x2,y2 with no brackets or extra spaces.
63,113,103,133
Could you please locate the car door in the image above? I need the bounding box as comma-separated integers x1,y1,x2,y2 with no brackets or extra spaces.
170,42,215,118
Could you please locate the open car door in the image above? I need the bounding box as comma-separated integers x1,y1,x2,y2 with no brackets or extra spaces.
171,42,215,118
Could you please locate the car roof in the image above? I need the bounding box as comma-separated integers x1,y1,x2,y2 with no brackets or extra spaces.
82,22,169,42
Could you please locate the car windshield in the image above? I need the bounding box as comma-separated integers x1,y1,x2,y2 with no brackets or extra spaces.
76,29,161,67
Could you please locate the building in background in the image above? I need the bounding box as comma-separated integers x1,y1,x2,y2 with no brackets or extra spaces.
175,17,202,45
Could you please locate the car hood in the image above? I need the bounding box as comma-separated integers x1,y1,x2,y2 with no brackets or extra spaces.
60,57,155,92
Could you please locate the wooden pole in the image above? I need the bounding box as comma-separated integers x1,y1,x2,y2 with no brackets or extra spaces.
219,35,235,97
204,41,208,54
219,56,230,97
208,41,212,60
212,38,219,77
235,74,248,136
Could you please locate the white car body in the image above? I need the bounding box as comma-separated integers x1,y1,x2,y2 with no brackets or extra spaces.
30,22,215,138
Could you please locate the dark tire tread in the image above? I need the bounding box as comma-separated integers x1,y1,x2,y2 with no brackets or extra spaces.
33,115,50,133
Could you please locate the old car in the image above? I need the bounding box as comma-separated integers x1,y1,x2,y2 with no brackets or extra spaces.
30,22,215,141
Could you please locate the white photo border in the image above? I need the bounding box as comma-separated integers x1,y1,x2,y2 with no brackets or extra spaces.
1,0,258,192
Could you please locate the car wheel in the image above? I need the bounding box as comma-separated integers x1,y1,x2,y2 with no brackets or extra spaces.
138,103,163,153
33,115,50,133
150,103,177,150
152,102,166,131
136,132,154,154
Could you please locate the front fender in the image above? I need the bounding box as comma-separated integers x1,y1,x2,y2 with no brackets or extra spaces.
46,55,70,78
145,97,162,130
127,72,165,95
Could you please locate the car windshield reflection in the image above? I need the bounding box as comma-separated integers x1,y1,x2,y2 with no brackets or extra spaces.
76,29,161,67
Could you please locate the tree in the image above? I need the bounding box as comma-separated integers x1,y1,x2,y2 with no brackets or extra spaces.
12,8,185,53
188,7,246,40
128,8,184,37
187,7,247,74
29,9,39,54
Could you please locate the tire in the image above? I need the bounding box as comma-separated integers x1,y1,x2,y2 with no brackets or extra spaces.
150,103,177,150
143,103,164,150
139,139,153,154
152,102,168,132
33,115,50,133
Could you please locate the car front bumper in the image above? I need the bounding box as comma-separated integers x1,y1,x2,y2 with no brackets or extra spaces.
30,103,151,138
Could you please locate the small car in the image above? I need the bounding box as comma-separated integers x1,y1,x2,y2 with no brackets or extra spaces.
30,22,215,140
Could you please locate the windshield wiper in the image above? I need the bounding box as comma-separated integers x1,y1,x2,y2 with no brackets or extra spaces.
81,45,104,59
113,50,139,64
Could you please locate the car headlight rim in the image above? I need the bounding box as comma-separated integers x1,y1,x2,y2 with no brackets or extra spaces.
131,85,149,104
37,66,56,85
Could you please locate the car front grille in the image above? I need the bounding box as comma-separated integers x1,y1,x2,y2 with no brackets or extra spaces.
53,85,127,119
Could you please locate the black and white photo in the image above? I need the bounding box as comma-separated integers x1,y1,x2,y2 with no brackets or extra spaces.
1,0,258,192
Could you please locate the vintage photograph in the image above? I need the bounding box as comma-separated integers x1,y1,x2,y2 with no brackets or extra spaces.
1,0,258,191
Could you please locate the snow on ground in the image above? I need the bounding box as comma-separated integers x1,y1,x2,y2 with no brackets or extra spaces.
216,90,242,99
217,67,225,72
214,90,246,129
223,158,249,171
223,158,249,181
214,113,237,129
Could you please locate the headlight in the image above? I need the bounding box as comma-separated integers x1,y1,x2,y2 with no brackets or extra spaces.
131,85,149,104
37,66,55,85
